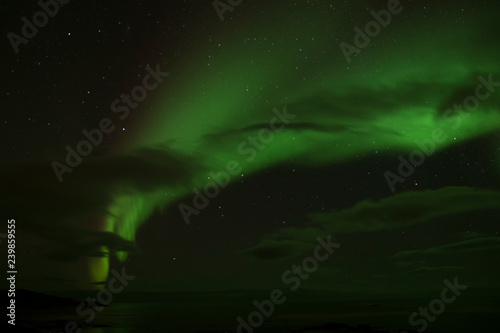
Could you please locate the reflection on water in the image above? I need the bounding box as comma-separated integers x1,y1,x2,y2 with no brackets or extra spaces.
19,301,497,333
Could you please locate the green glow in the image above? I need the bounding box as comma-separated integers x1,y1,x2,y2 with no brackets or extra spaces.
102,4,500,267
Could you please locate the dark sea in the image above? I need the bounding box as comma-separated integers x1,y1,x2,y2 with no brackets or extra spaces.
14,297,499,333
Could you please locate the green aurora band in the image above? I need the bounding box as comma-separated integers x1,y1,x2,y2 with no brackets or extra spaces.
102,3,500,278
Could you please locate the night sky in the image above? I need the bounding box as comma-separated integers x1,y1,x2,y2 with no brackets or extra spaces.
1,1,500,332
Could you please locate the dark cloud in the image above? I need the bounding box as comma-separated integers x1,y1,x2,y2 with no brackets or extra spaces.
394,237,500,258
0,146,200,262
242,187,500,262
242,239,315,261
402,266,464,275
46,230,136,262
203,122,350,142
311,187,500,233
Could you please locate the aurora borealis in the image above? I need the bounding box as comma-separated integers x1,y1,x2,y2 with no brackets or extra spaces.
2,1,500,332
